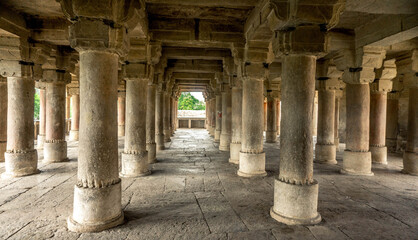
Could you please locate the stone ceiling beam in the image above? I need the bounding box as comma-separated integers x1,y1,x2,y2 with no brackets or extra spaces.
0,4,29,38
164,48,231,60
145,0,258,8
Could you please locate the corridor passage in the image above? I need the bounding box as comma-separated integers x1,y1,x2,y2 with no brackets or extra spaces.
0,129,417,239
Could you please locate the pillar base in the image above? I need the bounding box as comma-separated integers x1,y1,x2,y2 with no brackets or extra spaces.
118,125,125,137
0,141,6,162
271,178,321,225
229,142,240,164
219,133,231,151
237,151,266,177
2,150,39,179
69,130,79,141
341,150,374,176
146,142,157,164
314,144,337,164
402,151,418,176
68,181,124,233
370,146,387,164
120,152,151,177
214,130,221,143
37,135,45,149
44,141,68,163
266,131,277,143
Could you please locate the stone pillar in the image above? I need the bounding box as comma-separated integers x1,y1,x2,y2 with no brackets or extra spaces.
386,93,399,152
369,61,396,164
121,64,150,177
0,77,6,162
214,93,222,142
220,86,232,151
70,94,80,141
266,94,277,143
2,66,39,178
211,98,216,137
238,64,266,177
334,95,341,151
155,89,165,150
315,88,336,164
44,74,68,163
37,88,46,148
146,83,157,163
271,54,321,225
117,95,126,137
263,100,267,131
57,2,136,230
335,46,386,176
163,93,171,142
171,97,175,136
314,63,343,165
66,95,71,134
312,92,318,136
403,87,418,175
230,82,242,164
276,100,280,136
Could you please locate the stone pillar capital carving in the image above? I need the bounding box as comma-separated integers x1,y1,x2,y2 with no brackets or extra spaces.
242,63,269,82
123,62,151,81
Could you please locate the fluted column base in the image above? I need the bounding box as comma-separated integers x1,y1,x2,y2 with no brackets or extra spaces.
314,144,337,164
146,142,157,164
271,178,321,225
266,131,277,143
70,130,79,141
370,146,387,164
67,181,124,233
44,141,68,163
341,151,374,176
229,142,240,164
120,151,151,177
1,150,39,179
237,151,266,177
219,133,231,151
402,151,418,176
37,135,45,149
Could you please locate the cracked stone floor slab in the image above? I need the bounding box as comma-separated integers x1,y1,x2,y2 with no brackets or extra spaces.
0,129,417,239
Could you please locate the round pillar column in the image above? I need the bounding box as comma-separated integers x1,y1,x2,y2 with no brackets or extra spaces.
68,51,123,232
314,89,336,164
2,74,39,178
271,54,321,225
334,96,340,151
276,100,281,136
66,95,71,135
370,90,388,164
69,94,80,141
214,93,222,142
155,90,165,150
44,79,68,163
220,87,232,151
386,94,399,153
121,77,150,177
0,77,7,162
37,88,46,148
266,95,277,143
163,93,171,142
117,95,126,137
146,83,157,163
238,74,266,177
342,83,373,176
403,87,418,175
230,86,242,164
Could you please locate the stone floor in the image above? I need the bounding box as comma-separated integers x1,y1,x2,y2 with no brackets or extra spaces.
0,129,417,239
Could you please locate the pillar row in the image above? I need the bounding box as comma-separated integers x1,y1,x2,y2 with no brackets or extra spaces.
220,86,232,151
230,84,242,164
